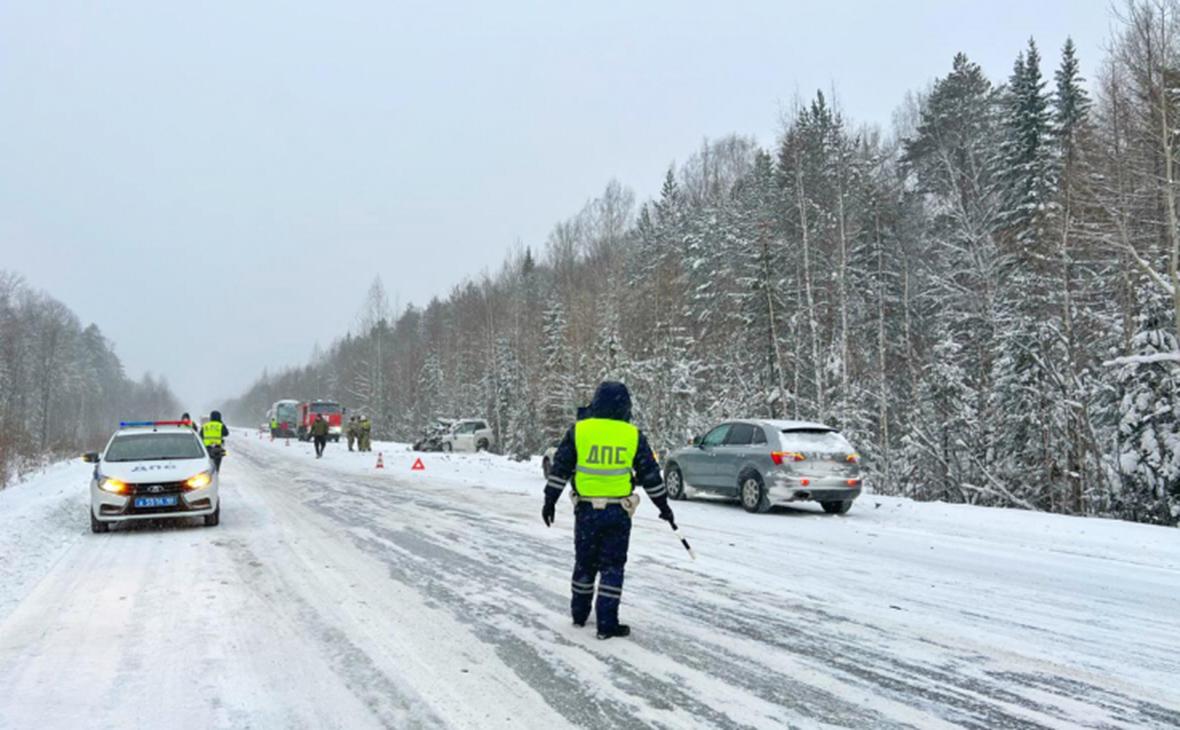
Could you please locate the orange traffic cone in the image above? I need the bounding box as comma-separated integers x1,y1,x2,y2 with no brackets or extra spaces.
375,452,385,469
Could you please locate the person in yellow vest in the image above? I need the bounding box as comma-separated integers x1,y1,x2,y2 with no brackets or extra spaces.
541,381,673,640
203,410,229,471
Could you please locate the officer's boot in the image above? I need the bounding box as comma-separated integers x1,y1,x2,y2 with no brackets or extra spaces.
597,625,631,640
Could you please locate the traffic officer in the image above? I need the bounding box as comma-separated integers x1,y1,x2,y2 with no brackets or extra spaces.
542,381,674,640
203,410,229,471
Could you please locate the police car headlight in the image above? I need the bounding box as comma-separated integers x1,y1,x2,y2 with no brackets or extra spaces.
99,477,130,494
185,471,213,490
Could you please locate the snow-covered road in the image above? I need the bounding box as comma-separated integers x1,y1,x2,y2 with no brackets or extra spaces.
1,431,1178,729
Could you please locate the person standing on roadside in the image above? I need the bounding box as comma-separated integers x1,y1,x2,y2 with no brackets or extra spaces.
202,410,230,471
359,415,372,452
310,414,330,458
541,381,674,640
346,416,358,452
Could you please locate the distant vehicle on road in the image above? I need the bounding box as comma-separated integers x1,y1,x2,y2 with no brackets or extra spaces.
662,419,862,514
439,419,494,453
298,400,343,442
268,399,299,438
85,420,221,533
413,418,454,452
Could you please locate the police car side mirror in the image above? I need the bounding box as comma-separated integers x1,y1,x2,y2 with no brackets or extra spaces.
81,452,99,464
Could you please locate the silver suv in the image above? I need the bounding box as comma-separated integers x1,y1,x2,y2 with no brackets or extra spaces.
663,420,862,514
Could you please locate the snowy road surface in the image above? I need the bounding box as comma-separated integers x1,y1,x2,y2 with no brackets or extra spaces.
1,431,1178,729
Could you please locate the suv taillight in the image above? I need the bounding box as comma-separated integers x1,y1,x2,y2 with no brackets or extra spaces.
770,451,805,465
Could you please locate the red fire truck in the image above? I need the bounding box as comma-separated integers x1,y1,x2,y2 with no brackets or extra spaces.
298,400,344,442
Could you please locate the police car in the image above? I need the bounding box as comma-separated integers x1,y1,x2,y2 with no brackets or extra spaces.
84,420,220,533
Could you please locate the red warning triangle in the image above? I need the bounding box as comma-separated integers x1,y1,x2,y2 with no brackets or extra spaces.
411,457,426,471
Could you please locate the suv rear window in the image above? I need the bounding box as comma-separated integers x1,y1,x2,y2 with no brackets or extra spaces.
105,433,206,462
780,429,853,453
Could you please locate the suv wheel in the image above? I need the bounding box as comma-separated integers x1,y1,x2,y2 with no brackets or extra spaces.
442,442,452,453
204,504,221,527
476,439,489,452
665,465,687,501
740,472,770,513
90,511,110,534
821,500,852,515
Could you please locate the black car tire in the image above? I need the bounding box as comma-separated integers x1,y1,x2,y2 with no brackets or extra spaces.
90,511,109,534
204,504,221,527
442,442,452,453
821,500,853,515
477,439,489,452
665,465,687,501
739,472,770,513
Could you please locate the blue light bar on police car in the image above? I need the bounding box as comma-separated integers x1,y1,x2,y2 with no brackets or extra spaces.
120,420,192,428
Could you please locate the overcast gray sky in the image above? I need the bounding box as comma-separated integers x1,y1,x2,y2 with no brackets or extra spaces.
0,1,1112,408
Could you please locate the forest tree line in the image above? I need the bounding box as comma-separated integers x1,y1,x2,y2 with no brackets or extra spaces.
0,272,179,486
227,1,1180,526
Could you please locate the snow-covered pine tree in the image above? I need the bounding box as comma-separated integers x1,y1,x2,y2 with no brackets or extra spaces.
902,53,1005,505
991,38,1065,509
1116,285,1180,525
539,300,575,441
415,352,445,431
491,335,533,460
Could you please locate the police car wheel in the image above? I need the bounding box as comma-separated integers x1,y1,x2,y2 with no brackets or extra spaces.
740,473,770,513
204,505,220,527
665,465,687,501
90,510,110,533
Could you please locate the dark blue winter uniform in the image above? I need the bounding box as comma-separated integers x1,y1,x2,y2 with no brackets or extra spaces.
542,382,674,637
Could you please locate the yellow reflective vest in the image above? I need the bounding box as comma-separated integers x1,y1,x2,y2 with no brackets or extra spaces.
203,421,225,447
574,418,638,497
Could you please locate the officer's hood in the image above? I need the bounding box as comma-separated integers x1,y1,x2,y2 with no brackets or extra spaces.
587,381,632,422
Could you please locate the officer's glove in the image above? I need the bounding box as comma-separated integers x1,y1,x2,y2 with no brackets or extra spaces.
652,494,675,526
542,497,557,527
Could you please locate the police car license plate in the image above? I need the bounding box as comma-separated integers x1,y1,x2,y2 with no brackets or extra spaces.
134,495,178,509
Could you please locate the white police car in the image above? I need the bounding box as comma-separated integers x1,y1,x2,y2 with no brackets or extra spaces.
85,420,220,533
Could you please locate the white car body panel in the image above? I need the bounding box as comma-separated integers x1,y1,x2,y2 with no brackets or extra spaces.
440,419,495,453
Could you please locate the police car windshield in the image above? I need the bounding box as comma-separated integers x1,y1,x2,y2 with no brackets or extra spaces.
105,433,206,462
